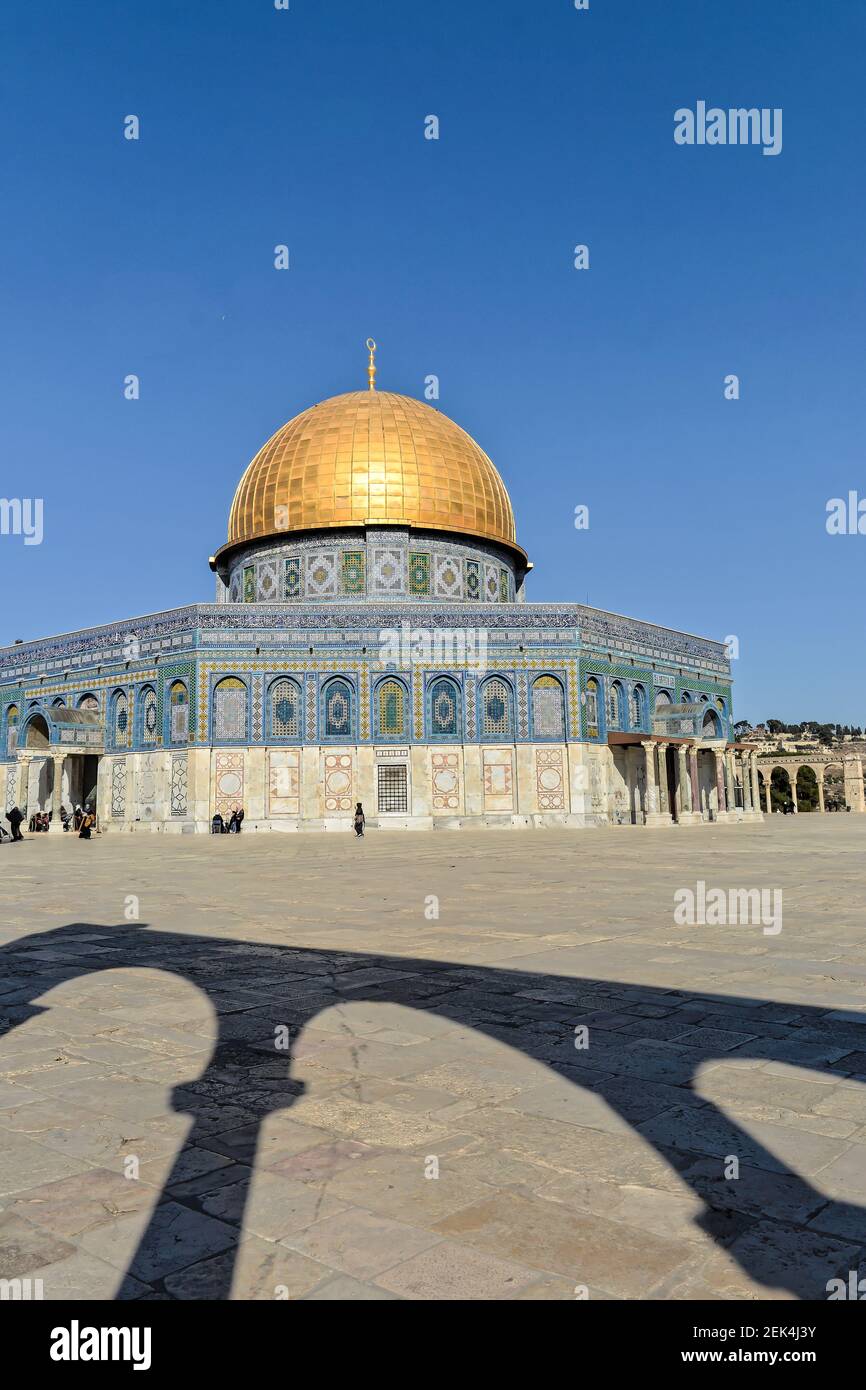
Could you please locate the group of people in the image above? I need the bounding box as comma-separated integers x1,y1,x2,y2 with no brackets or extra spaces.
1,804,95,842
211,804,245,834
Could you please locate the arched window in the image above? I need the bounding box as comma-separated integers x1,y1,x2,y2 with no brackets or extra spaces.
213,677,247,743
532,675,565,740
481,677,513,739
268,677,301,739
77,693,99,711
376,679,407,740
702,707,721,737
111,690,129,748
323,678,353,740
51,697,66,708
428,677,461,739
654,689,673,710
607,681,624,730
585,678,600,738
630,684,646,730
169,681,189,744
716,697,726,713
5,705,19,757
140,686,158,745
681,691,693,704
699,693,709,703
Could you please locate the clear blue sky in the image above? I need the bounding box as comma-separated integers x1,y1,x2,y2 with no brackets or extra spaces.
1,0,863,724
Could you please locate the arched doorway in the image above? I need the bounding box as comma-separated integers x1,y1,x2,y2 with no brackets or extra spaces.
770,766,794,813
23,713,50,749
701,708,722,739
795,766,819,812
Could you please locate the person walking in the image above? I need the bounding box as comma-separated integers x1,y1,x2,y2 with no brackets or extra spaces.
6,806,24,842
78,809,94,840
353,802,365,838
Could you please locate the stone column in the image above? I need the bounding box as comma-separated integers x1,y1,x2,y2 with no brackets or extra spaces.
740,754,752,814
49,753,66,832
724,750,738,819
713,748,727,819
643,740,672,826
656,743,670,816
689,744,701,820
749,752,762,818
641,741,657,817
765,774,773,815
791,772,798,813
817,773,825,813
17,755,31,812
677,744,693,823
843,756,866,812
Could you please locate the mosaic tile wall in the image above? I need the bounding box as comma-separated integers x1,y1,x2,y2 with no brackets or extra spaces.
222,531,517,605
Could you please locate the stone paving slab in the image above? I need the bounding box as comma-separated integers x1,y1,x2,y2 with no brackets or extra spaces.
1,816,865,1299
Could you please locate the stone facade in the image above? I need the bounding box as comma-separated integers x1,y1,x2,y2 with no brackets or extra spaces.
0,599,750,833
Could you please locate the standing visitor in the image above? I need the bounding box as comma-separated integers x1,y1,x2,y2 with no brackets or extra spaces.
353,802,365,838
6,806,24,842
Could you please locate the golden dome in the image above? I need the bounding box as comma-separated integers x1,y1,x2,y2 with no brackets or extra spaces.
224,390,521,557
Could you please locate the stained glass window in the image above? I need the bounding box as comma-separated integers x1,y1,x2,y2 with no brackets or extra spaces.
213,677,247,742
481,677,512,738
243,566,255,603
429,677,460,738
112,691,129,748
169,681,189,744
323,679,353,739
377,679,405,738
270,677,300,738
585,678,600,738
630,684,646,729
141,687,158,745
532,676,565,739
607,681,623,730
5,705,18,756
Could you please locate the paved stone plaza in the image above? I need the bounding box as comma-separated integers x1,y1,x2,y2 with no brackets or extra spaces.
1,817,865,1301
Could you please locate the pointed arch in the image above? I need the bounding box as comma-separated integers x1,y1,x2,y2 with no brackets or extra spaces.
5,704,19,757
480,676,514,740
531,675,565,740
630,683,647,731
428,676,462,740
168,680,189,745
375,677,408,741
110,689,129,749
321,677,354,741
268,677,302,740
607,680,625,731
139,685,158,745
212,677,248,744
